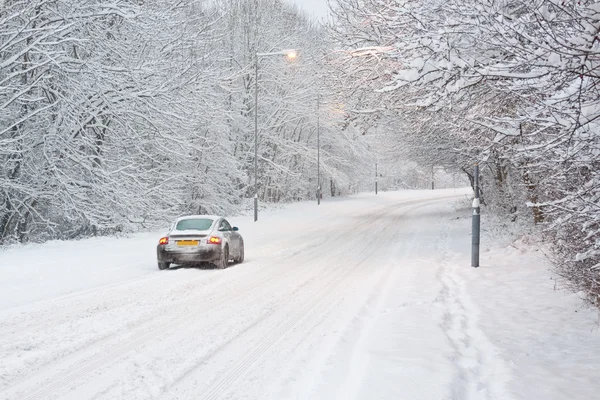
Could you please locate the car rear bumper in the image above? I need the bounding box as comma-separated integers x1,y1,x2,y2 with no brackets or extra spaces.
157,245,221,264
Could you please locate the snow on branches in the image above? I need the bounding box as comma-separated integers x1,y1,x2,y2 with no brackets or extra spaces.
331,0,600,305
0,0,372,244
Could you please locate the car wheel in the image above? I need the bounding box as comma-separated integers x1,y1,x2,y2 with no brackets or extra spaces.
158,261,170,270
217,245,229,269
234,240,244,264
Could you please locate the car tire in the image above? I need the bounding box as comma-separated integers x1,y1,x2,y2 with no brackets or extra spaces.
217,245,229,269
234,241,244,264
158,261,170,270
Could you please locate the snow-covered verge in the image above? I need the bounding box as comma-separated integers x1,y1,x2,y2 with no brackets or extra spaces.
448,220,600,400
0,189,598,400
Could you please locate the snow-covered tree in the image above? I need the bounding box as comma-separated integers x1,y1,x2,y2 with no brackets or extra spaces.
330,0,600,304
0,0,374,244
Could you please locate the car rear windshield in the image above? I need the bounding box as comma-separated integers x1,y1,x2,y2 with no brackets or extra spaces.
175,218,213,231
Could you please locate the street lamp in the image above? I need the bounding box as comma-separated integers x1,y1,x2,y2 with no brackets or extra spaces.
284,50,297,60
254,48,298,222
375,162,378,195
317,91,321,205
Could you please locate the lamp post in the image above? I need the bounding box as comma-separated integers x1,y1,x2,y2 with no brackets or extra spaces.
375,162,378,195
254,49,297,222
317,91,321,205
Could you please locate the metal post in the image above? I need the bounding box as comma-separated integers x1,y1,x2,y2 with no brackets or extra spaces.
472,164,480,268
474,165,480,198
250,49,297,220
375,162,378,195
254,55,259,222
317,92,321,206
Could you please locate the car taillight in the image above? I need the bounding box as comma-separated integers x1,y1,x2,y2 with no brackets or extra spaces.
208,236,222,244
159,237,169,245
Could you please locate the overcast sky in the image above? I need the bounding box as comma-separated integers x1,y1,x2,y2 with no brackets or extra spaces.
286,0,330,20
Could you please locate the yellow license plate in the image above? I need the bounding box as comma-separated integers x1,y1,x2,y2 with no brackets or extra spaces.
177,240,199,246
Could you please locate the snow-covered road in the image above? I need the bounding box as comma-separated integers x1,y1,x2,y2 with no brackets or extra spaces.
1,190,598,400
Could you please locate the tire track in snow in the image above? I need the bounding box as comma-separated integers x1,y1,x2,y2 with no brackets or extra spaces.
2,205,381,400
1,231,322,336
271,198,469,400
0,215,344,338
188,200,451,400
197,225,394,400
1,217,355,392
127,211,401,399
334,220,424,400
2,236,343,400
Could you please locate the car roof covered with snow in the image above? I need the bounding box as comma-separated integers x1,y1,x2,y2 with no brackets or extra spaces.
175,215,224,222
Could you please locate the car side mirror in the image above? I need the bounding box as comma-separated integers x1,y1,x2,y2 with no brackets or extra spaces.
232,227,239,232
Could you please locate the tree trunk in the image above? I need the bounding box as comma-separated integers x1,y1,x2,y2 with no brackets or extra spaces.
523,169,544,224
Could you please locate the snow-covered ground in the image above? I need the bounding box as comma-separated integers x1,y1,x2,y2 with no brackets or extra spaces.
0,189,598,400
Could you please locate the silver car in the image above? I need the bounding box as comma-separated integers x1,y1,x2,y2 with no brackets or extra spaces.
156,215,244,270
